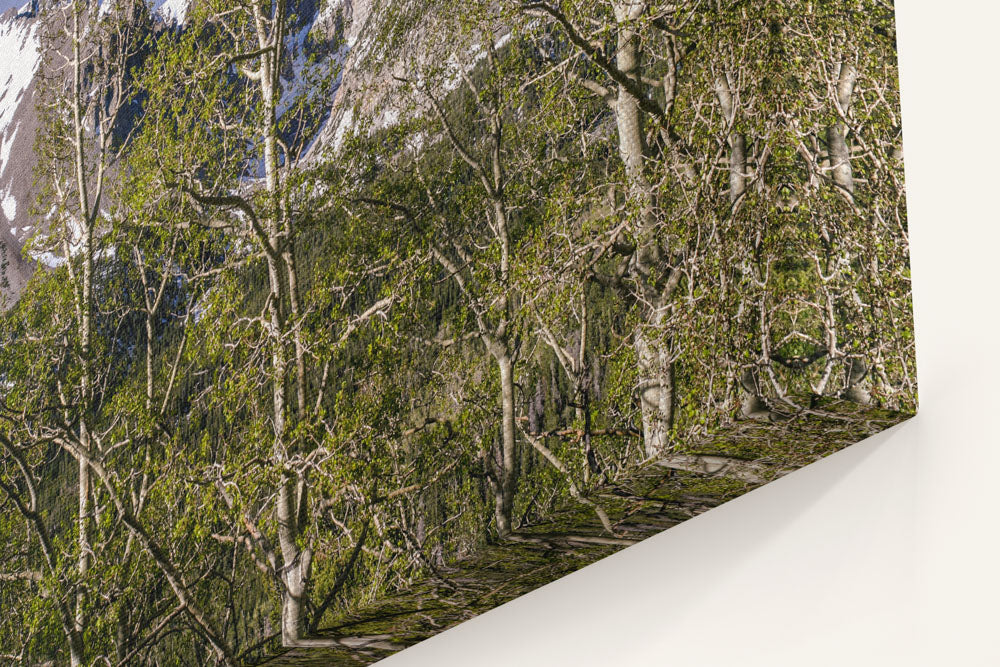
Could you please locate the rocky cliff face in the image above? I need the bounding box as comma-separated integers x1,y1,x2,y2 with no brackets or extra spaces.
0,0,460,305
306,0,507,158
0,5,41,304
0,1,322,303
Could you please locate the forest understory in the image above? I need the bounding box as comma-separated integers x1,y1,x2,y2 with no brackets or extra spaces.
253,398,909,666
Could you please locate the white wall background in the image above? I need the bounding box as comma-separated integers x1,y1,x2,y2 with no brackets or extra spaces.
383,2,1000,665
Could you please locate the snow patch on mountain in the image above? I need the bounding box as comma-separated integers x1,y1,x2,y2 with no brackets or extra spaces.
0,17,38,173
98,0,187,22
277,20,319,118
151,0,189,25
0,123,18,168
2,188,16,222
32,250,65,268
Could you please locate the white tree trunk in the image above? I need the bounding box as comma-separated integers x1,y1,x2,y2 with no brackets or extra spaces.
495,352,517,536
634,314,673,457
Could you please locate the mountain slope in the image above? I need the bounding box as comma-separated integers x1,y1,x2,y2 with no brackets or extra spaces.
0,0,430,304
0,6,40,303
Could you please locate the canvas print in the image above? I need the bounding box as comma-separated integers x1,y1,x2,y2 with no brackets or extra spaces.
0,1,915,664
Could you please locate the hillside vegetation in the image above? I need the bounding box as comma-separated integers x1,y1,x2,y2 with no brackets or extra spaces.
0,1,914,664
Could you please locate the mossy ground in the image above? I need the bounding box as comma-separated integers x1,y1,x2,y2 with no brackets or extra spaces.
254,399,910,666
